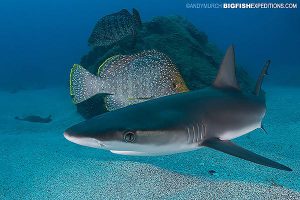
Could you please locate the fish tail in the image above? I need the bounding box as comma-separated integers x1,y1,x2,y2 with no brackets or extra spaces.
132,8,142,28
70,64,108,104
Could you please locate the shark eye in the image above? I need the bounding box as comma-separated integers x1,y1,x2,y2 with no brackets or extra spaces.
123,131,136,143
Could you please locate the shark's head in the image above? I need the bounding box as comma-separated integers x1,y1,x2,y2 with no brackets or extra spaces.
64,113,133,150
64,107,189,156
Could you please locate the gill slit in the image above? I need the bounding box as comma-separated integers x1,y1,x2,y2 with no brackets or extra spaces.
196,123,200,142
201,123,206,140
187,122,206,144
192,126,196,143
187,127,191,143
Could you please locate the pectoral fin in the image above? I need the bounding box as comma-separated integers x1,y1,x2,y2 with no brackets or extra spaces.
202,138,292,171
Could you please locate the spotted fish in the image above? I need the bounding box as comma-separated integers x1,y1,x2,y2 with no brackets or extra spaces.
70,50,189,111
88,8,142,47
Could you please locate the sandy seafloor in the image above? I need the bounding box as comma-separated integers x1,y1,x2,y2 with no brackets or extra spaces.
0,85,299,200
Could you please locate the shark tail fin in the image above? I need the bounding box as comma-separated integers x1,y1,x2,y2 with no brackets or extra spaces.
70,64,109,104
253,60,271,96
213,45,240,90
203,138,292,171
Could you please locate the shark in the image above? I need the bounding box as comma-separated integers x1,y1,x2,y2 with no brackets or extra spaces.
64,46,292,171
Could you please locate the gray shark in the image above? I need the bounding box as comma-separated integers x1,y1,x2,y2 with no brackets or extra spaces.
64,46,292,171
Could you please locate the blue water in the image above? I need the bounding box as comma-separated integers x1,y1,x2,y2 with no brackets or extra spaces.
0,0,299,89
0,0,299,199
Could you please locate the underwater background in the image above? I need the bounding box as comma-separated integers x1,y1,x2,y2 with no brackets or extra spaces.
0,0,299,89
0,0,299,199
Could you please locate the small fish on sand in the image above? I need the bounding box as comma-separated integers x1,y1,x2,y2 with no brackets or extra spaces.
15,115,52,123
70,50,189,111
88,8,142,48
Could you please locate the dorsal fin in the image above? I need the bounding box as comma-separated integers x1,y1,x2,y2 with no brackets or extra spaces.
97,55,120,76
213,45,239,90
118,9,130,15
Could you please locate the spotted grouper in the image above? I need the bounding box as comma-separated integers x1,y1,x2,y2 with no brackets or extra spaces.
70,50,189,111
88,8,142,48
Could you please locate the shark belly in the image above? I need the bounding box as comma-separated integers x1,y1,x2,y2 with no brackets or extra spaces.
200,92,266,141
219,121,261,140
206,107,265,141
109,142,200,156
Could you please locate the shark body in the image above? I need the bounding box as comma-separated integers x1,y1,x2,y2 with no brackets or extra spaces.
64,46,292,171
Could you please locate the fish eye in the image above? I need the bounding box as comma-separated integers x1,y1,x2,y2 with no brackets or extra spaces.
123,131,136,143
172,82,177,89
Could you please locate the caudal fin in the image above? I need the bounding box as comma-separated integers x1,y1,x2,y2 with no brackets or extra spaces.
132,8,142,28
203,138,292,171
254,60,270,96
70,64,108,104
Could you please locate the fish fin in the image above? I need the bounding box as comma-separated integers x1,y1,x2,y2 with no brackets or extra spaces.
261,124,268,134
97,55,120,76
70,64,109,104
118,9,131,15
253,60,271,96
213,45,240,90
202,138,292,171
131,8,141,49
127,97,136,101
132,8,142,28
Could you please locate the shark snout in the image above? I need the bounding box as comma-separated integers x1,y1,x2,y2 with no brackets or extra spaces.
64,131,105,149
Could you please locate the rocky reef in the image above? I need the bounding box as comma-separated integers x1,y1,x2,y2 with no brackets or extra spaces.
77,15,255,119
